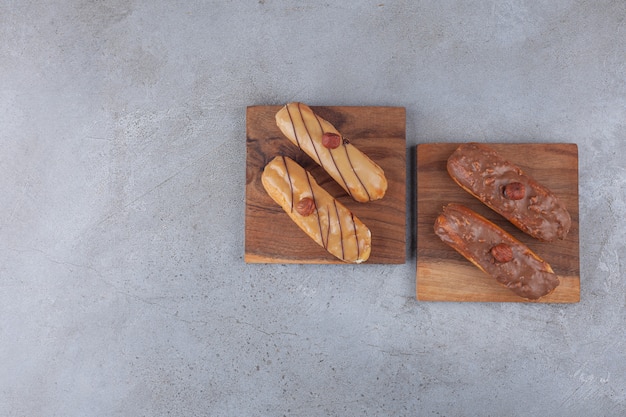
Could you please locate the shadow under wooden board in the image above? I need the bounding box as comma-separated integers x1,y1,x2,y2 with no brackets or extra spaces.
416,143,580,303
245,105,406,264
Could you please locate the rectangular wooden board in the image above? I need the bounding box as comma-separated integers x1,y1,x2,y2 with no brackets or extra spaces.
245,105,406,264
416,143,580,303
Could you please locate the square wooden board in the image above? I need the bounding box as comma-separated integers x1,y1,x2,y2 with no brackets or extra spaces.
416,143,580,303
245,105,406,264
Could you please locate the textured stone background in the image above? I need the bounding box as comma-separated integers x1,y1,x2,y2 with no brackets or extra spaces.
1,1,625,416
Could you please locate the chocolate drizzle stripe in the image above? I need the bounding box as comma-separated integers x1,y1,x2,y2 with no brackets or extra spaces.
305,170,326,249
343,144,371,201
324,204,331,248
295,103,326,172
281,155,294,213
285,104,301,149
351,213,360,260
332,199,344,260
312,113,353,198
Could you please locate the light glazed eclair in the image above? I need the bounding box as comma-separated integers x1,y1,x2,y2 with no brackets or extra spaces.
262,155,371,263
434,204,560,300
275,102,387,203
447,143,571,242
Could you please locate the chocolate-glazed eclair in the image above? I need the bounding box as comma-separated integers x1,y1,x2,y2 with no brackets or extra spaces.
447,143,571,242
434,204,560,300
262,156,371,263
275,102,387,203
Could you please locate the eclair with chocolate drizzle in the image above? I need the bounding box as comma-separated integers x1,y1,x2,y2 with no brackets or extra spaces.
262,156,371,263
275,102,387,203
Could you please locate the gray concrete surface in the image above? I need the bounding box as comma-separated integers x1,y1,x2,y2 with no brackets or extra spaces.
1,1,625,416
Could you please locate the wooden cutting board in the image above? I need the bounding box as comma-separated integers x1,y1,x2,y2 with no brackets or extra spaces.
245,105,406,264
416,143,580,303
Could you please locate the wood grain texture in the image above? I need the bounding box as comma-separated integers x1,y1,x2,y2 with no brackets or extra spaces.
416,143,580,303
245,105,406,264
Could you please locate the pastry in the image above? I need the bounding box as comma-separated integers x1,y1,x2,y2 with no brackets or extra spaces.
434,203,560,300
275,102,387,203
262,155,371,263
447,142,571,241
